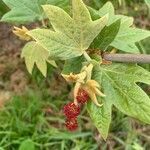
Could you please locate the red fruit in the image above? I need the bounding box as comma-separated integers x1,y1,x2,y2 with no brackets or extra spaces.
76,88,89,104
63,102,80,119
65,118,78,131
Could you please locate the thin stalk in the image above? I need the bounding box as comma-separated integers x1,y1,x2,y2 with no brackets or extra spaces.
83,52,92,62
103,53,150,64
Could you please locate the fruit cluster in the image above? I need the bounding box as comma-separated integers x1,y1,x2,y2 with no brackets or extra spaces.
63,88,89,131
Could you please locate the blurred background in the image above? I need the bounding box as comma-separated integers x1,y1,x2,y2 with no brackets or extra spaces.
0,0,150,149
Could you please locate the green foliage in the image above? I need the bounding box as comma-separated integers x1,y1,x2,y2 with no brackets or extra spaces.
112,26,150,53
28,0,108,60
0,89,149,149
1,0,69,24
89,2,133,26
0,1,8,18
1,0,150,141
62,56,85,74
0,92,97,149
89,2,150,53
87,64,150,139
64,55,150,140
91,19,121,50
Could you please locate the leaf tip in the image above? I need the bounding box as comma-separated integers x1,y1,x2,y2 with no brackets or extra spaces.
41,4,48,10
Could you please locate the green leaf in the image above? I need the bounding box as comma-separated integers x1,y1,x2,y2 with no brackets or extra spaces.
111,41,139,53
45,0,69,7
62,56,85,74
91,19,121,50
89,0,103,10
89,2,133,26
1,0,69,24
111,27,150,53
21,41,57,76
88,63,150,139
0,1,8,17
145,0,150,9
89,2,150,53
28,0,108,60
87,97,112,140
19,139,35,150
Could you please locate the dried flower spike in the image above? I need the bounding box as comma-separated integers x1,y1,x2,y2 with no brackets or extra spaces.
63,102,80,119
13,26,32,41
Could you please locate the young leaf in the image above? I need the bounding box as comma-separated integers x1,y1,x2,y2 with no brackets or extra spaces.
28,0,108,60
1,0,69,24
88,63,150,139
91,19,121,50
21,41,56,76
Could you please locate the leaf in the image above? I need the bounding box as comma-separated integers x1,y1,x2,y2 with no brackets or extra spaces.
62,56,85,74
19,139,35,150
145,0,150,9
1,0,69,24
88,2,133,26
21,41,57,76
28,0,108,60
46,0,69,7
111,40,139,53
111,27,150,53
89,2,150,53
91,19,121,50
89,0,103,10
88,63,150,139
87,97,112,140
0,1,8,16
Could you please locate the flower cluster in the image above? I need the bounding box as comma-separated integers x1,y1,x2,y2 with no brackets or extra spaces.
63,88,89,131
62,63,105,131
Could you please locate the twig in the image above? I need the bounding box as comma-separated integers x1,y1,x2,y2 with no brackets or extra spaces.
103,54,150,64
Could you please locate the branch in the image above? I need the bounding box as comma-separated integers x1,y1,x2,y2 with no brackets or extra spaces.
103,54,150,64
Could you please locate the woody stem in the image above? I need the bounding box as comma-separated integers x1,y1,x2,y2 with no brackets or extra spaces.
103,53,150,64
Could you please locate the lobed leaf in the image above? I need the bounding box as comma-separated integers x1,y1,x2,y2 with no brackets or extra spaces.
111,27,150,53
87,63,150,139
89,2,133,26
87,97,112,140
28,0,108,60
89,2,150,53
21,41,56,76
1,0,69,24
